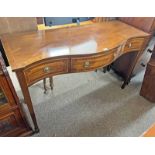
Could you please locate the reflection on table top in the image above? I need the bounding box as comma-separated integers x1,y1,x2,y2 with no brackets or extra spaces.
1,20,149,71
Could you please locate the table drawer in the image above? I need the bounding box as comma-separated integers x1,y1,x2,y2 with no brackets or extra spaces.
124,37,145,52
24,58,69,85
71,52,114,72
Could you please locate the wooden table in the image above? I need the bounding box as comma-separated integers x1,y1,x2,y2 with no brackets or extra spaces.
1,20,150,133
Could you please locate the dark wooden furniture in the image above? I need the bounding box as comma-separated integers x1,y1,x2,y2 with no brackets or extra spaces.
140,45,155,102
1,20,150,133
112,17,155,81
118,17,155,35
36,17,44,24
0,53,32,136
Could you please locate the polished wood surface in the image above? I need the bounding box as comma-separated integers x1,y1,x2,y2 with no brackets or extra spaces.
1,20,149,71
0,20,150,133
0,53,32,136
140,45,155,102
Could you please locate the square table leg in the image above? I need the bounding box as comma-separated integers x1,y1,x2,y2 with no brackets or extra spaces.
16,70,39,133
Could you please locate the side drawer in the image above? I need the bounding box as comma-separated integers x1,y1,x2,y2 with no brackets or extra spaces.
124,37,145,52
71,52,114,72
24,58,69,85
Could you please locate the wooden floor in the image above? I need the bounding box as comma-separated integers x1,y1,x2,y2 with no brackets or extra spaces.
143,124,155,137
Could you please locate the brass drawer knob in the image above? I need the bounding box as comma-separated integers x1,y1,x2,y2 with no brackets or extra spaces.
43,66,52,73
128,43,132,48
84,61,90,68
103,48,109,51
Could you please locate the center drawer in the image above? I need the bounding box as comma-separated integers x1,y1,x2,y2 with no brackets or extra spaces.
71,52,114,72
124,37,145,52
24,58,69,86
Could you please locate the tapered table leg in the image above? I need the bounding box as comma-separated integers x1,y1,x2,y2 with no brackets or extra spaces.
121,51,142,89
43,78,47,94
49,77,53,90
16,70,39,133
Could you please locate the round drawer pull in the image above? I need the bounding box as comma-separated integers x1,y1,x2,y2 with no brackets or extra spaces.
128,43,132,48
103,48,109,51
84,61,90,68
43,66,52,73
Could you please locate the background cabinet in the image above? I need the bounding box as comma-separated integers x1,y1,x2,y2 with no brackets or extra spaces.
0,53,32,136
140,45,155,102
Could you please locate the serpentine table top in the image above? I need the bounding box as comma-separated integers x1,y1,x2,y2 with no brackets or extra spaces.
1,20,149,71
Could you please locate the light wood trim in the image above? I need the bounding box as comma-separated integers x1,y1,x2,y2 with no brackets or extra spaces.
38,20,94,30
